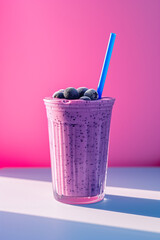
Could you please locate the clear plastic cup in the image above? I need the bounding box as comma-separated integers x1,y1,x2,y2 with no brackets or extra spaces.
44,97,115,204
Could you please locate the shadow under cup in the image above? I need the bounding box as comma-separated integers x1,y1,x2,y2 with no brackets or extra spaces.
44,97,115,204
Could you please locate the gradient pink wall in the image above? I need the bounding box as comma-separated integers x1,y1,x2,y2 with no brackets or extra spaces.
0,0,160,168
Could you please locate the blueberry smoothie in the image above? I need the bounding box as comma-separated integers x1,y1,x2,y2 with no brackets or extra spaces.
44,87,115,204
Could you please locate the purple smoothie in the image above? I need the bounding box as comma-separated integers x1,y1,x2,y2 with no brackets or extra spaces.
44,97,115,204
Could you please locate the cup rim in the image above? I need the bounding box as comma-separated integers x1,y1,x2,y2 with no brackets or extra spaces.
43,96,115,105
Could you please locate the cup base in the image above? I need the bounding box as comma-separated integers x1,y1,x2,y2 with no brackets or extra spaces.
53,192,105,205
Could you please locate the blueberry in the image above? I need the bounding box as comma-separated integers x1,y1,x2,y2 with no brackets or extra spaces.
84,89,99,100
53,91,64,98
52,89,64,98
59,89,64,93
80,96,91,101
77,87,88,97
64,87,79,99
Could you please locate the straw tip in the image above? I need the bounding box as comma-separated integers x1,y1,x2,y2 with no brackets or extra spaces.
111,33,116,38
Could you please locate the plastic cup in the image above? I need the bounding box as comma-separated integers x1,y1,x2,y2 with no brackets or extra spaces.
44,97,115,204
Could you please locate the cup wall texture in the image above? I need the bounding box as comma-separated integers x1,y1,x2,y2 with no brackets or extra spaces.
44,98,115,198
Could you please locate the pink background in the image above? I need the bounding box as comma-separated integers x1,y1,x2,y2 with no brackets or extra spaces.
0,0,160,168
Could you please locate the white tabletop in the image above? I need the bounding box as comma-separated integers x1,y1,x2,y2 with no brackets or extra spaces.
0,167,160,240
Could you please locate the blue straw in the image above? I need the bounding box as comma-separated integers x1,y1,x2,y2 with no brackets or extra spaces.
97,33,116,99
